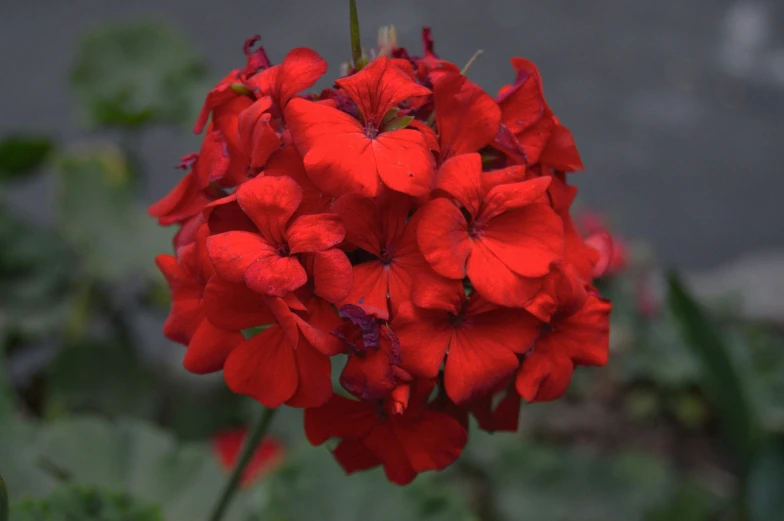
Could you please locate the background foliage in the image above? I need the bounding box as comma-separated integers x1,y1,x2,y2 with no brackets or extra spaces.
1,20,782,521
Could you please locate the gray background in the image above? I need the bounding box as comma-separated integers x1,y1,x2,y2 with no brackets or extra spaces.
2,0,783,270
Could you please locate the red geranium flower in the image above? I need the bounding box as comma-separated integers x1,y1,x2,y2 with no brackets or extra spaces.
285,56,436,197
334,192,429,320
206,175,349,300
304,379,467,485
213,428,284,486
516,293,611,402
417,153,563,307
393,278,541,404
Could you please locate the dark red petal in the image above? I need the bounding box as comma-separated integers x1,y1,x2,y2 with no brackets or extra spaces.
223,325,298,407
333,440,381,474
194,130,231,189
183,319,242,374
539,121,584,172
304,394,378,445
286,336,333,408
202,277,275,330
393,303,452,379
497,58,545,135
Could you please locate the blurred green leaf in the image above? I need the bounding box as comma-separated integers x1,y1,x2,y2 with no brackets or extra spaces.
644,481,720,521
0,135,53,181
46,340,158,419
667,272,759,471
465,429,675,521
10,486,164,521
55,148,173,282
0,205,74,340
264,444,475,521
748,437,784,521
71,20,209,129
5,416,257,521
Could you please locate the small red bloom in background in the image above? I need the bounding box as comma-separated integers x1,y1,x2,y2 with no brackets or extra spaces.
212,428,284,486
151,23,613,485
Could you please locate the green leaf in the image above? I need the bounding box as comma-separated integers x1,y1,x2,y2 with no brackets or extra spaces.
0,135,53,181
55,148,174,282
667,272,759,471
10,485,164,521
71,20,209,129
748,437,784,521
348,0,363,69
381,115,415,132
0,421,59,498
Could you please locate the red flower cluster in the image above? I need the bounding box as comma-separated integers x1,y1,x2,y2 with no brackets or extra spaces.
212,428,284,486
152,30,611,485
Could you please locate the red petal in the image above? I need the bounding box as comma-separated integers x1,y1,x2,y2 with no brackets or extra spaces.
333,194,382,255
538,294,611,366
411,268,464,314
333,440,381,474
194,75,237,134
149,171,210,226
265,145,332,215
224,325,298,407
236,175,302,244
539,121,584,172
393,303,452,378
156,254,202,345
340,334,399,400
183,319,242,374
444,330,520,404
202,277,275,330
480,204,563,278
433,73,501,159
373,129,435,197
302,133,379,197
286,336,333,408
336,57,431,125
497,58,545,135
515,351,573,402
304,394,378,445
312,249,353,304
244,253,308,297
466,239,545,307
435,153,483,217
204,193,256,235
276,48,328,108
285,97,363,156
480,176,551,220
361,423,417,485
194,131,231,189
416,199,471,279
207,231,275,284
286,213,345,254
341,262,389,320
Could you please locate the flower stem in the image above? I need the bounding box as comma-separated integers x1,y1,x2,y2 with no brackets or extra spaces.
460,49,484,76
349,0,363,68
207,407,278,521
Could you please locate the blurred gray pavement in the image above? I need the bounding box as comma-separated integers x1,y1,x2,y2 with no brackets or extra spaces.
2,0,784,270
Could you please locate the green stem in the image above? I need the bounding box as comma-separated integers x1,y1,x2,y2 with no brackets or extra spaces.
207,407,278,521
1,474,8,521
349,0,362,67
460,49,484,76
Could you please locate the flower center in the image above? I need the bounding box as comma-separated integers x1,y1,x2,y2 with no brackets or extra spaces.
364,124,379,139
379,245,394,265
276,243,290,257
